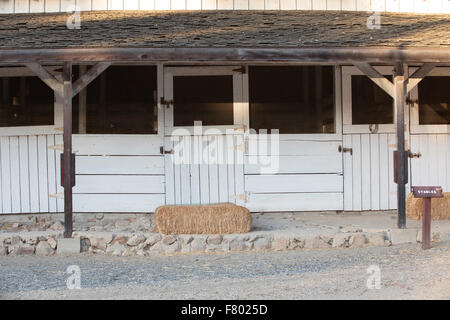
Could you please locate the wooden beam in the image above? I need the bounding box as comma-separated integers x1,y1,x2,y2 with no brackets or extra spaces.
78,65,87,134
353,62,395,98
25,63,63,93
0,47,447,64
394,63,407,229
62,62,74,239
406,63,436,94
72,62,111,98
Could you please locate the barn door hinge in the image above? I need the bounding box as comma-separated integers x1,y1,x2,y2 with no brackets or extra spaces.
233,66,246,74
160,146,174,154
160,97,173,108
338,145,353,156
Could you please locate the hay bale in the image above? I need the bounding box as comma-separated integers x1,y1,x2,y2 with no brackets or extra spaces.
155,203,252,234
406,192,450,220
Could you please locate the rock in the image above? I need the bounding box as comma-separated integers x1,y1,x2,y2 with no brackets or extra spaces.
95,214,104,220
304,236,330,249
50,221,64,231
47,237,57,249
0,245,7,256
80,238,91,252
10,236,21,246
332,234,350,248
389,229,418,245
133,216,154,232
368,233,385,247
145,234,162,247
162,235,177,246
111,236,128,245
384,240,392,247
136,249,146,256
206,235,223,245
20,235,38,245
416,231,441,243
272,238,289,251
349,234,366,248
180,236,194,245
36,241,54,256
127,234,146,246
289,238,304,250
253,237,271,251
106,242,127,256
163,242,181,254
190,238,206,252
11,244,35,255
229,238,246,251
88,233,113,250
340,225,363,233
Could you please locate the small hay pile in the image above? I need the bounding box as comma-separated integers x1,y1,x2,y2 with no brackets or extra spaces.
406,192,450,220
155,203,252,234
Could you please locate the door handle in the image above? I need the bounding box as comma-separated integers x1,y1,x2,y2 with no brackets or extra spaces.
338,145,353,156
408,150,422,158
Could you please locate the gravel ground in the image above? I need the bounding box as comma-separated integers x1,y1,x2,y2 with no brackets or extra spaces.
1,241,449,300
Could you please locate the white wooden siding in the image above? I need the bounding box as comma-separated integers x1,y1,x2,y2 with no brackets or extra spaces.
164,134,245,206
342,133,410,211
410,134,450,192
2,0,448,13
245,140,344,212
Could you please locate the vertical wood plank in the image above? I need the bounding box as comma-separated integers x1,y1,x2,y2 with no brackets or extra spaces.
54,134,64,211
45,0,61,12
30,0,45,12
249,0,265,9
234,0,249,9
218,0,234,9
92,0,108,10
265,0,280,9
313,0,327,9
37,136,49,212
386,0,400,12
181,136,191,204
202,0,218,9
174,136,182,204
327,0,341,10
190,135,201,204
199,135,210,204
19,136,31,213
172,0,187,9
436,135,447,191
297,0,312,9
235,134,245,206
356,0,371,11
341,0,356,10
186,0,202,9
414,0,430,13
351,134,362,210
227,135,236,204
399,0,414,12
208,136,219,203
0,137,2,213
0,0,14,13
218,135,229,202
28,136,40,213
360,134,371,210
15,0,30,13
77,0,92,10
280,0,296,9
124,0,140,9
110,0,123,9
379,134,390,210
47,135,58,212
343,135,353,211
60,0,75,11
370,134,380,210
164,137,175,205
0,137,12,213
388,133,397,209
9,137,21,213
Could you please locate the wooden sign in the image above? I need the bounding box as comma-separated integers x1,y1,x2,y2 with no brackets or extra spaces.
411,186,443,198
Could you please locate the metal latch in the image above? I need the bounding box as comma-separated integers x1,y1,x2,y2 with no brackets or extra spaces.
338,145,353,156
160,146,174,155
160,97,173,108
408,150,422,158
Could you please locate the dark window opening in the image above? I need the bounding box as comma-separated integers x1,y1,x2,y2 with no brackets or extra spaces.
418,76,450,125
173,75,234,127
351,75,394,125
249,66,335,134
72,65,158,134
0,76,54,127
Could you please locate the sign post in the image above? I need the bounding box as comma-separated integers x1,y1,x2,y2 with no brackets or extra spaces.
411,186,443,250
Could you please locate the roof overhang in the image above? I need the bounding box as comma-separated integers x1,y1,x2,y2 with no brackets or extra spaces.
1,47,450,65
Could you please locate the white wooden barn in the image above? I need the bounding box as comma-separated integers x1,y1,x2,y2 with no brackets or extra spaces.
0,3,449,236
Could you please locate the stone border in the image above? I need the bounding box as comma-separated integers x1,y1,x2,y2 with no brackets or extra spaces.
0,228,442,257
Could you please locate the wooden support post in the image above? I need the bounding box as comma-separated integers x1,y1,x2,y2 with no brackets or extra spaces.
78,65,87,134
62,62,73,238
422,198,431,250
394,63,407,229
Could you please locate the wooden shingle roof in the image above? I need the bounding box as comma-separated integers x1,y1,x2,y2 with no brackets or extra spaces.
1,10,449,49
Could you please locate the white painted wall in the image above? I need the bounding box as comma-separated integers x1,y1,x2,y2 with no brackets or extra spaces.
1,0,448,14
